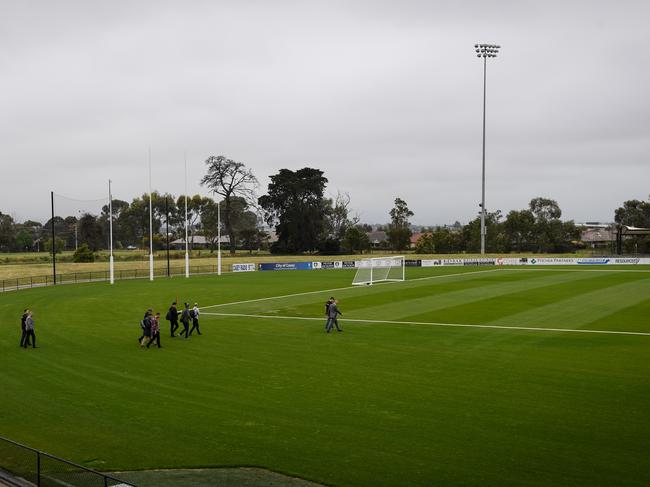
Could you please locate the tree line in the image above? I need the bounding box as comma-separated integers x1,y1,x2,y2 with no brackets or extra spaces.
0,155,645,255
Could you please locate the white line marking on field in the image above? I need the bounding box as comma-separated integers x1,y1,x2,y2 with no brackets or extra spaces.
199,268,503,311
201,312,650,337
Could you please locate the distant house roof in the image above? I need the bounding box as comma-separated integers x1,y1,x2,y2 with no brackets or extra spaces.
367,231,387,243
581,228,615,243
170,235,229,245
410,232,431,245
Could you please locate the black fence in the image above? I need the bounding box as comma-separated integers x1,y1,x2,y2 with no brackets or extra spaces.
0,264,232,293
0,435,135,487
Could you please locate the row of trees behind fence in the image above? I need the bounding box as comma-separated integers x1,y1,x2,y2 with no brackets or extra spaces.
0,155,647,255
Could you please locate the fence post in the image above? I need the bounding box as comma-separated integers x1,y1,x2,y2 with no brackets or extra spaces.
31,276,33,288
104,476,108,487
36,451,41,486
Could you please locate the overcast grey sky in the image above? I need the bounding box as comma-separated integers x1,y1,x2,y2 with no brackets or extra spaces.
1,0,649,225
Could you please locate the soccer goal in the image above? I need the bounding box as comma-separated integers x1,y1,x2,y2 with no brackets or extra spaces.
352,256,405,286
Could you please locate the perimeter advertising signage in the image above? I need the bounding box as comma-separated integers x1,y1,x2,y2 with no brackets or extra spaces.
259,262,313,271
232,263,256,272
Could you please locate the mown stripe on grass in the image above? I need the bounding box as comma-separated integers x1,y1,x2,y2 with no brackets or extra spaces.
199,268,503,312
343,269,606,321
252,269,615,323
402,270,650,327
488,276,650,331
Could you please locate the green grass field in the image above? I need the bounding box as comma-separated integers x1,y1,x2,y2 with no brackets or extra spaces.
1,266,649,486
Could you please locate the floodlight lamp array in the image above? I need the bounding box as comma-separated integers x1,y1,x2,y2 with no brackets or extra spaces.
475,43,500,58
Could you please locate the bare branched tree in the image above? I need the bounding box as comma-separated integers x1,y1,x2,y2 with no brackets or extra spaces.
200,155,258,255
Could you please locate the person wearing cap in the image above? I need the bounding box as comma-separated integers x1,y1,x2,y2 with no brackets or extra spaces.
178,303,191,338
189,303,201,336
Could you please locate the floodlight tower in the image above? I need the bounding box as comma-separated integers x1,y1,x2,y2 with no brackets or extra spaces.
475,43,500,254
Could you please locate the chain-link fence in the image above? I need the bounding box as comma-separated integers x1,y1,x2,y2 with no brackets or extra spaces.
0,264,231,293
0,435,135,487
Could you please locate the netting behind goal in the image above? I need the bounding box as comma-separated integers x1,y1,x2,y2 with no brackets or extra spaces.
352,256,405,285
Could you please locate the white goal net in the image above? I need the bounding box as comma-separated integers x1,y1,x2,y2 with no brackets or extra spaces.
352,256,405,286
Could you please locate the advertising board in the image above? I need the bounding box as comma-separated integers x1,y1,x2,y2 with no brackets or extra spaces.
232,263,256,272
258,262,313,271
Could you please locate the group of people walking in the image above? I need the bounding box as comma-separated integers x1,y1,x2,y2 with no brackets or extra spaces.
166,301,201,338
21,296,343,351
20,309,36,348
139,301,201,348
324,297,343,333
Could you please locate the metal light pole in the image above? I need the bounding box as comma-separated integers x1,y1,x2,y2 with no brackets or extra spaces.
165,196,170,277
475,43,500,254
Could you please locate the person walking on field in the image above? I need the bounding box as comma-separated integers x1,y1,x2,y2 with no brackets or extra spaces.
326,299,343,333
138,308,153,343
324,297,334,331
189,303,201,336
147,312,162,348
178,303,191,338
23,311,37,348
140,312,152,347
167,302,179,337
20,309,32,347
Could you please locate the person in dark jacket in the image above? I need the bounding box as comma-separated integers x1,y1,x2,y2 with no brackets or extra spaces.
138,309,152,344
189,303,201,336
178,303,191,338
326,299,343,333
167,302,179,337
324,297,334,331
20,309,32,347
140,312,152,347
23,311,37,348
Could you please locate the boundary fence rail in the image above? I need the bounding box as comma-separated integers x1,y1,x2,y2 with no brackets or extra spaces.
0,264,231,293
0,435,135,487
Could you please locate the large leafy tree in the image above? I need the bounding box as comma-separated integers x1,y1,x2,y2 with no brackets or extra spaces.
462,210,505,253
258,168,329,253
429,227,463,253
78,213,104,251
614,198,650,253
503,209,536,252
201,155,258,255
529,197,562,221
386,197,414,251
527,197,577,252
0,212,15,251
342,226,371,254
614,199,650,228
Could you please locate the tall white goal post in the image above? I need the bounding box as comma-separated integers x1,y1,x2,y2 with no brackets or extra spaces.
352,256,405,286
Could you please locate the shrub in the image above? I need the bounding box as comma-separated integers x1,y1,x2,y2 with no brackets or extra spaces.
73,244,95,263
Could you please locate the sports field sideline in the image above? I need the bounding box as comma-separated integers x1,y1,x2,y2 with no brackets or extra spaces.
0,266,648,486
